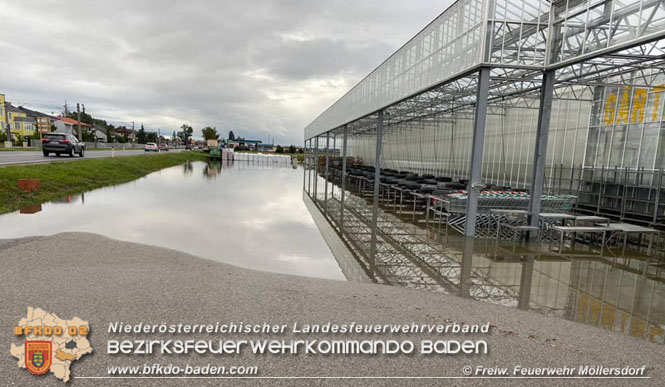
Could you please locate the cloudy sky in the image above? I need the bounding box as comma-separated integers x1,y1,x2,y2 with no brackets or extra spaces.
0,1,448,144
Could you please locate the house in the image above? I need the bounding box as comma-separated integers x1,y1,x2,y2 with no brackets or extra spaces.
0,94,8,137
170,136,182,146
55,116,94,137
110,126,135,141
8,106,35,138
0,94,36,140
18,106,58,136
93,125,108,142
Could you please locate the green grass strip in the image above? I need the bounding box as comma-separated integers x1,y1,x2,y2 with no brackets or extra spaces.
0,152,207,215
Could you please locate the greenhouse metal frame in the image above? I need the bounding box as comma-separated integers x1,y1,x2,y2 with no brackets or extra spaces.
302,0,665,314
305,0,665,231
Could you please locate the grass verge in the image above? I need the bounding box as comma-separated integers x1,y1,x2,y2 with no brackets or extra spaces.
0,152,207,215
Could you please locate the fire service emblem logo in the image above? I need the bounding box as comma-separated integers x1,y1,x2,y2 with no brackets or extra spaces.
25,341,52,375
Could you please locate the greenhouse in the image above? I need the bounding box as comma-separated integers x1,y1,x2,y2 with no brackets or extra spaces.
302,0,665,343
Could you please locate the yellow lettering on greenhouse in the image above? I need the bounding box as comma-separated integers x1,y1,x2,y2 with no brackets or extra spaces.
652,85,664,121
603,85,664,125
603,93,617,125
616,87,630,124
632,88,647,123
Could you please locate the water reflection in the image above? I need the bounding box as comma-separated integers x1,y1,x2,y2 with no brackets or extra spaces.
19,204,42,214
182,161,193,176
203,160,223,178
0,161,343,280
305,184,665,343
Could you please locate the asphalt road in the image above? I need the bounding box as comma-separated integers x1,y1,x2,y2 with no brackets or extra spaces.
0,149,182,166
0,233,661,387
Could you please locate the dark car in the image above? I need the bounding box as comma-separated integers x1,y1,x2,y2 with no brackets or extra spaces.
41,133,85,157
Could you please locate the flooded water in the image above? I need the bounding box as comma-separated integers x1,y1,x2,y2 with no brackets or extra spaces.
3,159,663,343
305,173,665,344
0,161,344,280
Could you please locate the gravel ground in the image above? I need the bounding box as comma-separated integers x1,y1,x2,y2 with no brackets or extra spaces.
0,232,662,387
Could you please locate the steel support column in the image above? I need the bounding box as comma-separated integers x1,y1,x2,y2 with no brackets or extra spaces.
340,125,348,231
324,132,330,216
331,134,336,203
303,139,308,194
465,67,491,237
305,139,311,194
369,111,384,273
313,136,319,200
528,70,555,227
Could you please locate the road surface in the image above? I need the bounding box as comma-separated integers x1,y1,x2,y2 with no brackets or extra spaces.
0,149,181,166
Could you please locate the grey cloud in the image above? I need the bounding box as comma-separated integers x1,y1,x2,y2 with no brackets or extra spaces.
0,0,446,144
252,37,394,80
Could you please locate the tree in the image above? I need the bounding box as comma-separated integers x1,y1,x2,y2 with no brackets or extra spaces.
65,110,94,125
201,126,219,140
136,123,147,144
288,145,296,154
82,130,95,142
275,145,284,153
106,124,114,142
178,124,193,144
171,131,176,143
13,134,24,146
228,130,235,140
146,132,158,143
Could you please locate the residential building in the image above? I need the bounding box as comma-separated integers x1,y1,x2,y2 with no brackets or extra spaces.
110,126,135,141
55,116,93,137
7,105,35,139
0,94,36,140
18,106,57,136
93,125,108,142
0,94,7,133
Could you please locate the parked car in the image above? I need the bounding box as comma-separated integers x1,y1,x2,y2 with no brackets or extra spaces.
42,133,85,157
144,142,158,152
159,143,169,151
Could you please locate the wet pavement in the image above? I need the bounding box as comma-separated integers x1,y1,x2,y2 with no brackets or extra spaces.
0,148,178,166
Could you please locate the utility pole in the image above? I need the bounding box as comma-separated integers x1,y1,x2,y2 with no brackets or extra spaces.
64,100,69,115
76,103,82,140
132,121,135,144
